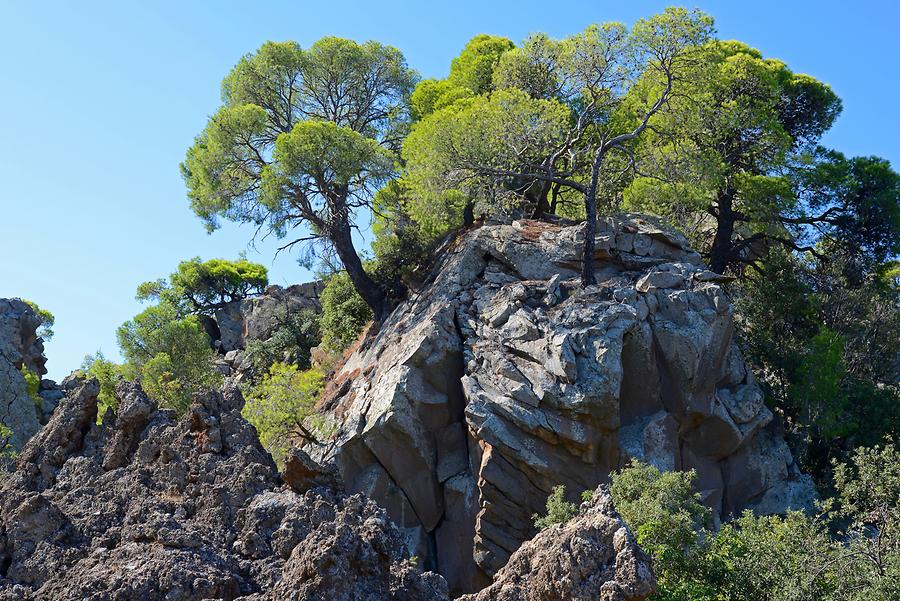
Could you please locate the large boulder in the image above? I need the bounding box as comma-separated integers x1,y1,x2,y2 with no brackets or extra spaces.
459,488,655,601
312,215,814,594
214,282,324,353
0,376,446,600
0,299,47,449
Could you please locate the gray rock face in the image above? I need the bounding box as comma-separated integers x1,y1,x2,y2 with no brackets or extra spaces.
214,282,323,353
458,488,656,601
312,216,814,594
0,299,47,449
0,376,447,600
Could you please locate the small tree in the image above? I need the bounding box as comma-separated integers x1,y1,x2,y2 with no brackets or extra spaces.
242,362,326,466
319,270,373,352
182,38,418,320
23,299,55,340
81,352,124,420
137,257,268,315
116,303,222,413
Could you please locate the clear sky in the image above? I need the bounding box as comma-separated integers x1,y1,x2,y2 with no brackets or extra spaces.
2,0,898,379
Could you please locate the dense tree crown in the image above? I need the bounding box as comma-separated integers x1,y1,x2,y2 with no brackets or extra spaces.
402,8,715,284
137,257,268,315
182,37,418,319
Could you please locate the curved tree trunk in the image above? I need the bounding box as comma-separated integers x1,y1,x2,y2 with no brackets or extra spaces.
330,216,390,323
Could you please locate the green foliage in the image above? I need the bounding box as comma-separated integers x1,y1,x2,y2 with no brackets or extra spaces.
403,9,713,237
616,38,896,275
610,450,900,601
117,302,222,413
242,362,326,466
403,88,571,223
80,352,123,420
244,308,321,374
23,299,55,340
137,257,268,314
830,443,900,600
447,34,514,95
319,271,372,352
0,422,15,462
370,180,439,287
21,366,42,412
734,248,899,484
533,485,578,530
611,460,711,560
182,36,417,314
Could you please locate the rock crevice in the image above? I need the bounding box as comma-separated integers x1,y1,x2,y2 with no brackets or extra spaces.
313,215,815,594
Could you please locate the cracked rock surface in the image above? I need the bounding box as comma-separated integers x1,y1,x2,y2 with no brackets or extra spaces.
0,299,47,449
313,215,815,594
0,377,447,600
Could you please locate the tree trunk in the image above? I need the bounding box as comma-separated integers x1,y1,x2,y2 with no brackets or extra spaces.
581,163,601,286
330,215,390,322
709,186,737,274
463,200,475,226
531,181,552,219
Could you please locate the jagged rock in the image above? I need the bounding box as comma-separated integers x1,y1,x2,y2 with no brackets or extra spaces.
0,299,48,449
312,215,814,594
215,283,323,353
0,377,446,600
282,447,342,493
458,488,655,601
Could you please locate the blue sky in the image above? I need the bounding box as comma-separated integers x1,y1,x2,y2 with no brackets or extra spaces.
2,0,898,379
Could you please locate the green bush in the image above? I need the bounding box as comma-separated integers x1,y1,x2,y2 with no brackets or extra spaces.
117,303,222,413
533,485,578,530
610,447,900,601
21,366,42,413
242,362,328,466
80,352,123,420
23,299,55,340
319,271,373,352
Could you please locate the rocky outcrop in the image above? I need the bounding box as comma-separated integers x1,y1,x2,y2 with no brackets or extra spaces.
0,376,447,600
312,215,815,594
459,488,655,601
0,299,47,449
212,282,323,354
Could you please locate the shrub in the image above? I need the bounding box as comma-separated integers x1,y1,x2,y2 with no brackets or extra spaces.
21,366,42,413
533,485,578,529
242,362,327,466
117,303,222,413
81,352,123,420
23,299,55,340
319,271,373,352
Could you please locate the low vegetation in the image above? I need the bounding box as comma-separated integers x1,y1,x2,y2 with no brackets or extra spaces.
241,362,328,466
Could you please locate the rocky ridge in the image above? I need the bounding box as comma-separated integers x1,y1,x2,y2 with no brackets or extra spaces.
0,376,447,600
0,374,655,600
312,215,816,593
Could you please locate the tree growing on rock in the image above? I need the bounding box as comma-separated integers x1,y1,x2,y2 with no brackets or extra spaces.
623,41,899,275
116,302,221,413
23,299,54,340
182,37,418,321
403,8,714,286
136,256,268,315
